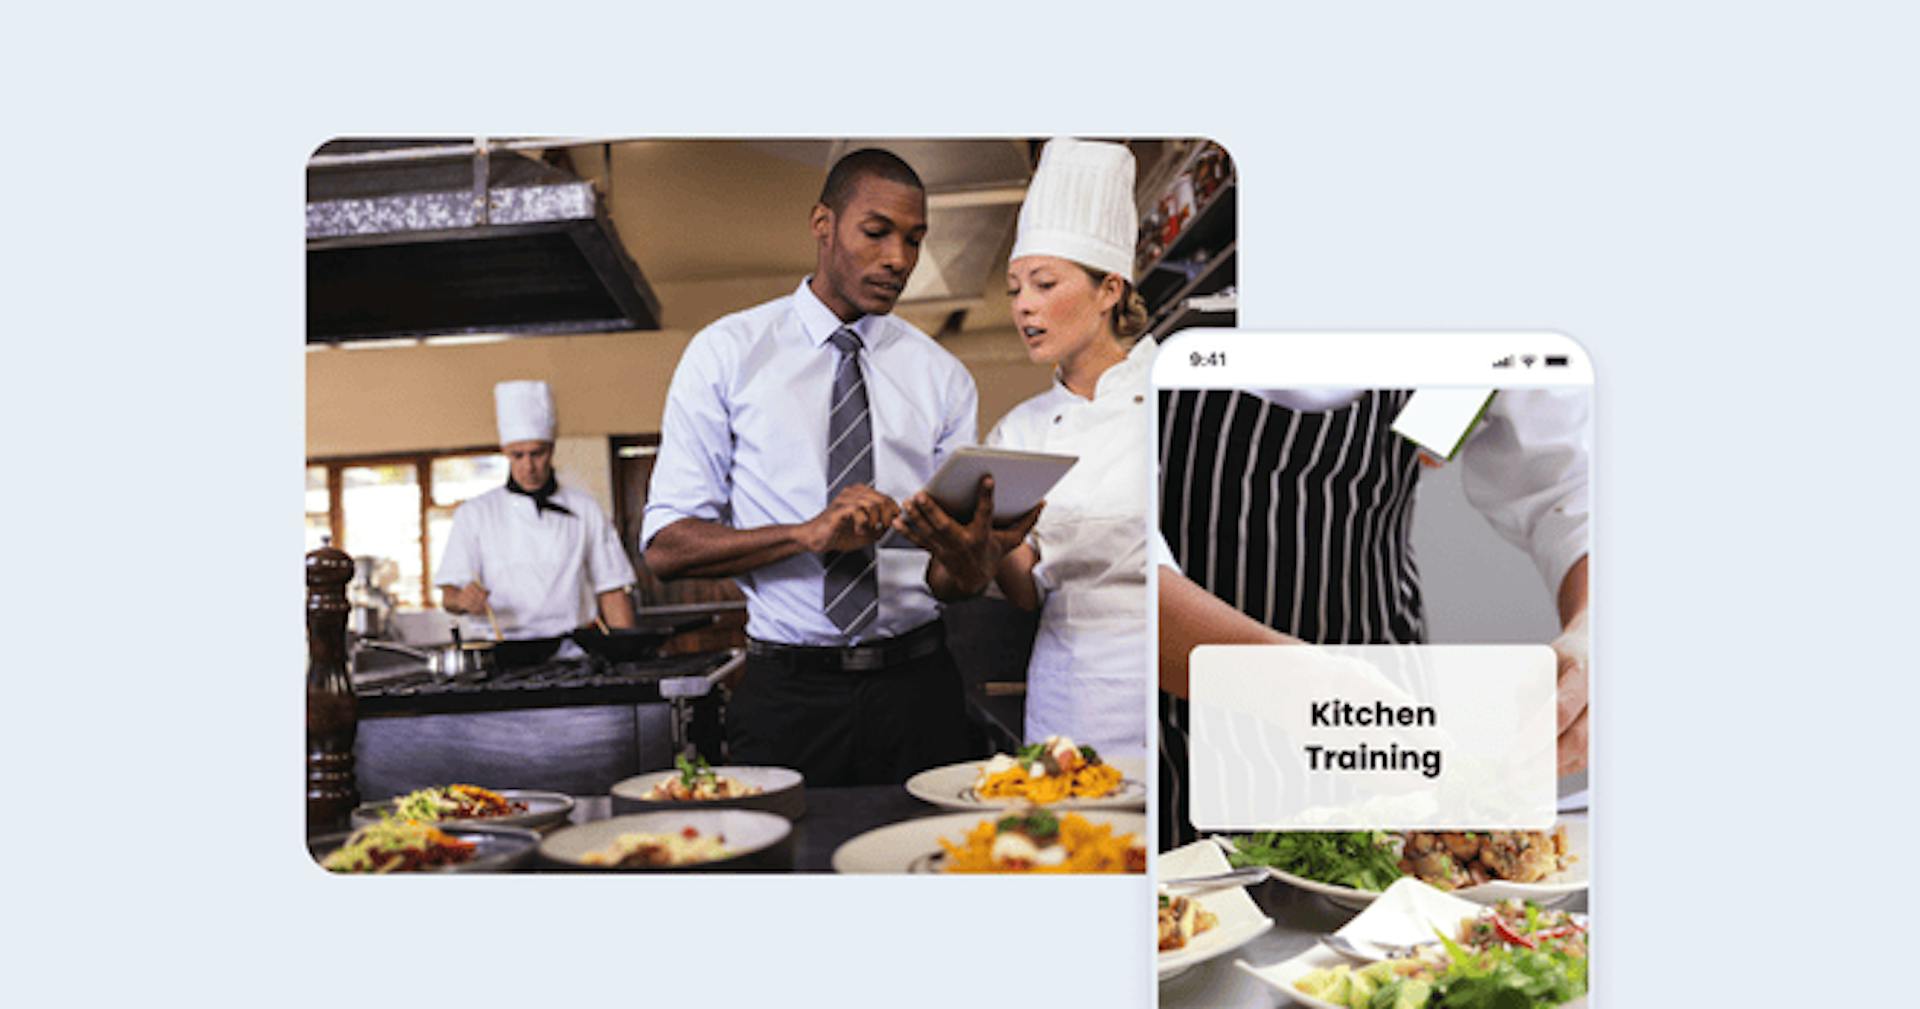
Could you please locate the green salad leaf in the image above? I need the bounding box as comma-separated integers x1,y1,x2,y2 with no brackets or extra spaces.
1225,831,1405,891
675,754,716,787
1429,924,1587,1008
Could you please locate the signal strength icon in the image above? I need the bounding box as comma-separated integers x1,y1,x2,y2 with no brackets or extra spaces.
1493,355,1514,368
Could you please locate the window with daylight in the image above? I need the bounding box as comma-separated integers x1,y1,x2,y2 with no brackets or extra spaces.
306,448,508,608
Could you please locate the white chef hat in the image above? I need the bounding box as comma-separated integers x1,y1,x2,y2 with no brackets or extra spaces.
1009,138,1138,279
494,380,556,445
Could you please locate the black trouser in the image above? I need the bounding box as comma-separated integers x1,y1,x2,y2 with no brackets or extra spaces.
726,625,972,787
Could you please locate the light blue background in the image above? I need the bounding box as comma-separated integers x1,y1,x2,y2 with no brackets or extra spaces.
7,3,1917,1007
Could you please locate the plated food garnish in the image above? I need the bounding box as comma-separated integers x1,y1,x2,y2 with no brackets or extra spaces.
580,825,731,868
390,784,527,822
1293,899,1588,1008
1227,827,1574,892
1399,828,1569,888
1229,831,1406,891
972,735,1123,803
938,808,1146,874
1157,887,1219,951
319,819,477,873
644,755,765,802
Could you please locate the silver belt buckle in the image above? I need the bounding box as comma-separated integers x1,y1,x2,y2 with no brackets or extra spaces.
839,645,885,672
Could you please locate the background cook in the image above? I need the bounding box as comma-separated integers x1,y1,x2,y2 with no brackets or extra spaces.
436,380,638,645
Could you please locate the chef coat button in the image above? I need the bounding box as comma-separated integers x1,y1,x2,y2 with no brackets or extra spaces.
1053,415,1062,424
1133,395,1144,403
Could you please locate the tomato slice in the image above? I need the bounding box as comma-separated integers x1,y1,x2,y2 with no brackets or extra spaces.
1492,915,1538,949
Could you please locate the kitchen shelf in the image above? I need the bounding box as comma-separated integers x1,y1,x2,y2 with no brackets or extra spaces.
1153,306,1238,341
1137,181,1237,309
1147,242,1236,338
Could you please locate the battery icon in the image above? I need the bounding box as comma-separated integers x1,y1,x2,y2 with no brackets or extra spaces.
1544,355,1569,367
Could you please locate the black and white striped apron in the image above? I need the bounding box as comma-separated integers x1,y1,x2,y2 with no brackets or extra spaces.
1158,389,1427,848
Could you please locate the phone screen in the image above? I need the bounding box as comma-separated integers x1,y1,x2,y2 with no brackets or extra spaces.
1151,331,1594,1006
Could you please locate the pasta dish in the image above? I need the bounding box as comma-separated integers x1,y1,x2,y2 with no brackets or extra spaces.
643,755,764,801
938,809,1146,874
390,784,525,822
581,826,731,868
320,819,477,873
972,735,1124,804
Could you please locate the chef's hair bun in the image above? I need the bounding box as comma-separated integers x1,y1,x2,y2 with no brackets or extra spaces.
1114,284,1148,339
1078,265,1149,340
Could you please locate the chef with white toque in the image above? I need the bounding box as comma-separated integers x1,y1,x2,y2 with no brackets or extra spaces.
900,138,1153,756
436,380,638,644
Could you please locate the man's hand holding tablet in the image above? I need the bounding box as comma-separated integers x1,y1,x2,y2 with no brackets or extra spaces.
895,476,1044,597
885,446,1075,597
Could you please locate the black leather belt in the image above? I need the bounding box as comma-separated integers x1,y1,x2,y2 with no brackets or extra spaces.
746,620,947,673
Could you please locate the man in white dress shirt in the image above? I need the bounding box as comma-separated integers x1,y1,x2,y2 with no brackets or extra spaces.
438,380,637,644
642,150,1026,785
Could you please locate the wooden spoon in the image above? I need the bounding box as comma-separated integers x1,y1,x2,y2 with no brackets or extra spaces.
483,598,503,642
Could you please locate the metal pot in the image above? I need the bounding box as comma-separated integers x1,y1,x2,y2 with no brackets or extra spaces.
356,637,495,680
347,605,386,639
347,555,396,639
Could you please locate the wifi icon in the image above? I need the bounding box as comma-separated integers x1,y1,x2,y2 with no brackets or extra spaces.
1521,354,1537,368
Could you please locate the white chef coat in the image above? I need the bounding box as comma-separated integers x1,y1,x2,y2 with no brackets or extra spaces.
984,337,1155,756
435,483,636,641
641,279,978,645
1151,531,1180,572
1458,389,1591,597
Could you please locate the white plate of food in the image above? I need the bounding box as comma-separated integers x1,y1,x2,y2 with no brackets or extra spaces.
310,820,540,874
349,785,574,831
1237,877,1589,1008
539,809,791,871
610,757,806,819
904,737,1146,811
1220,814,1588,910
1157,839,1273,980
832,808,1148,874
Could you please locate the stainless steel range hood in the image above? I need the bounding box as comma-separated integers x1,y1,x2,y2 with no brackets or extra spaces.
306,139,662,344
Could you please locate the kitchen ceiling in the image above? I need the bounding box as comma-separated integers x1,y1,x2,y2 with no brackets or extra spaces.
571,138,1038,337
306,138,1045,344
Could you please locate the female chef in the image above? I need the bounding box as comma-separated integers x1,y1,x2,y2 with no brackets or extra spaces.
904,138,1154,756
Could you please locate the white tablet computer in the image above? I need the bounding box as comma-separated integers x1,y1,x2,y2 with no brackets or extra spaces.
878,446,1077,548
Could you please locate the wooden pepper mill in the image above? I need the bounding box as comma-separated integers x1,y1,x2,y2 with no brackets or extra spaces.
306,544,359,833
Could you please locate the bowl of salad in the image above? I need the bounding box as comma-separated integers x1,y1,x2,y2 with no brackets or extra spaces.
1219,815,1587,910
1238,878,1588,1009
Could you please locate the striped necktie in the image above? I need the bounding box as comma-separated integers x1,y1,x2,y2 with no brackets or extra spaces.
823,327,879,635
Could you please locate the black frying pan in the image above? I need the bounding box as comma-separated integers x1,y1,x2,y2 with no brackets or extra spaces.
569,614,717,662
488,636,567,669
